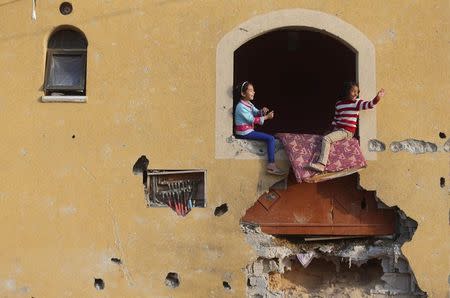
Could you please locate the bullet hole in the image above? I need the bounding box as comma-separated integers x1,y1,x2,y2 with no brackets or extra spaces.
94,278,104,290
440,177,445,188
72,135,75,139
214,203,228,216
59,2,73,15
223,281,231,290
165,272,180,288
132,155,149,175
439,132,446,139
111,257,122,264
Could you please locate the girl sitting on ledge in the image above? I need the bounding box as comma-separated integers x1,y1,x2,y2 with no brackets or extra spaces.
309,82,385,172
234,81,285,175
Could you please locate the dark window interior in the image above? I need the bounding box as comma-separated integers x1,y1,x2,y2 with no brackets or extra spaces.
44,29,88,96
47,30,88,49
234,29,356,135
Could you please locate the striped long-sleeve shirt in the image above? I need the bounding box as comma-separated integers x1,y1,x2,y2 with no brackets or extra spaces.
234,100,264,135
332,98,379,133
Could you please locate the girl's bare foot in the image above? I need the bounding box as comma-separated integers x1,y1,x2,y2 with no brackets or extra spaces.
267,163,286,175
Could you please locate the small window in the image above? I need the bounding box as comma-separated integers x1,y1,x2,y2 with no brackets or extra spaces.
44,29,88,96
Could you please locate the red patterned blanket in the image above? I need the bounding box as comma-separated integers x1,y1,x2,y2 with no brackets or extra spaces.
276,133,367,183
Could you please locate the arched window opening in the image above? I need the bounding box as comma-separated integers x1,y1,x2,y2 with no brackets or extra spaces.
234,29,356,136
44,28,88,96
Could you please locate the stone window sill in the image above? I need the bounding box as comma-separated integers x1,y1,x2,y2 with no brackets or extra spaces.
41,95,87,103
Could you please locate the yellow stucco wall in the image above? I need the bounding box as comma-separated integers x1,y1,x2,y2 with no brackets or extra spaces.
0,1,448,297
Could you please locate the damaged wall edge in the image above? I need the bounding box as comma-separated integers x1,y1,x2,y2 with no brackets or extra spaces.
241,200,427,297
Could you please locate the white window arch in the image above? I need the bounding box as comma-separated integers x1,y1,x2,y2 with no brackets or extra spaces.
215,9,377,160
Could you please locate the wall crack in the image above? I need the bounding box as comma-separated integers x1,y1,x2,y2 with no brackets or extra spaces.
106,197,135,287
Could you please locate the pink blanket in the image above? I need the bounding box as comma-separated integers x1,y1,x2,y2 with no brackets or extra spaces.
276,133,367,183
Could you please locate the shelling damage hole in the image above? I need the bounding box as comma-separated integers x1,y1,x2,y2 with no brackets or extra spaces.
132,155,149,175
111,257,122,264
241,178,426,297
214,203,228,216
223,281,231,290
390,139,437,154
440,177,445,188
72,135,75,139
94,278,104,290
59,2,73,15
165,272,180,288
143,169,206,217
269,258,384,296
439,132,446,139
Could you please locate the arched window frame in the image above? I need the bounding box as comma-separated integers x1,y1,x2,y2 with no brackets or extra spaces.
42,27,88,102
215,9,377,161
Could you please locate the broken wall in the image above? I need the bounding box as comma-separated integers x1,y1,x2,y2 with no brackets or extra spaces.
0,1,448,297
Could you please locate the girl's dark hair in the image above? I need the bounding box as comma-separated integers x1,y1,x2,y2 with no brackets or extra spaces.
234,81,253,99
341,81,359,99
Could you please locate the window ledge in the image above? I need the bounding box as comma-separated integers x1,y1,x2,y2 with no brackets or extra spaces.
41,95,87,103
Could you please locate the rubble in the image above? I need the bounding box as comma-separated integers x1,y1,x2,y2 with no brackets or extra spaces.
241,207,426,297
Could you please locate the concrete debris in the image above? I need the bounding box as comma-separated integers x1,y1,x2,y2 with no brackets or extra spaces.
264,260,279,273
368,139,386,152
248,276,268,288
241,225,293,259
241,206,426,297
390,139,437,154
393,244,401,263
252,259,265,275
318,244,333,254
444,138,450,152
379,273,412,294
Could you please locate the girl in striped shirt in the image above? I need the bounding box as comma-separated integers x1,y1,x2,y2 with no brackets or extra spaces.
234,81,285,175
309,82,385,172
